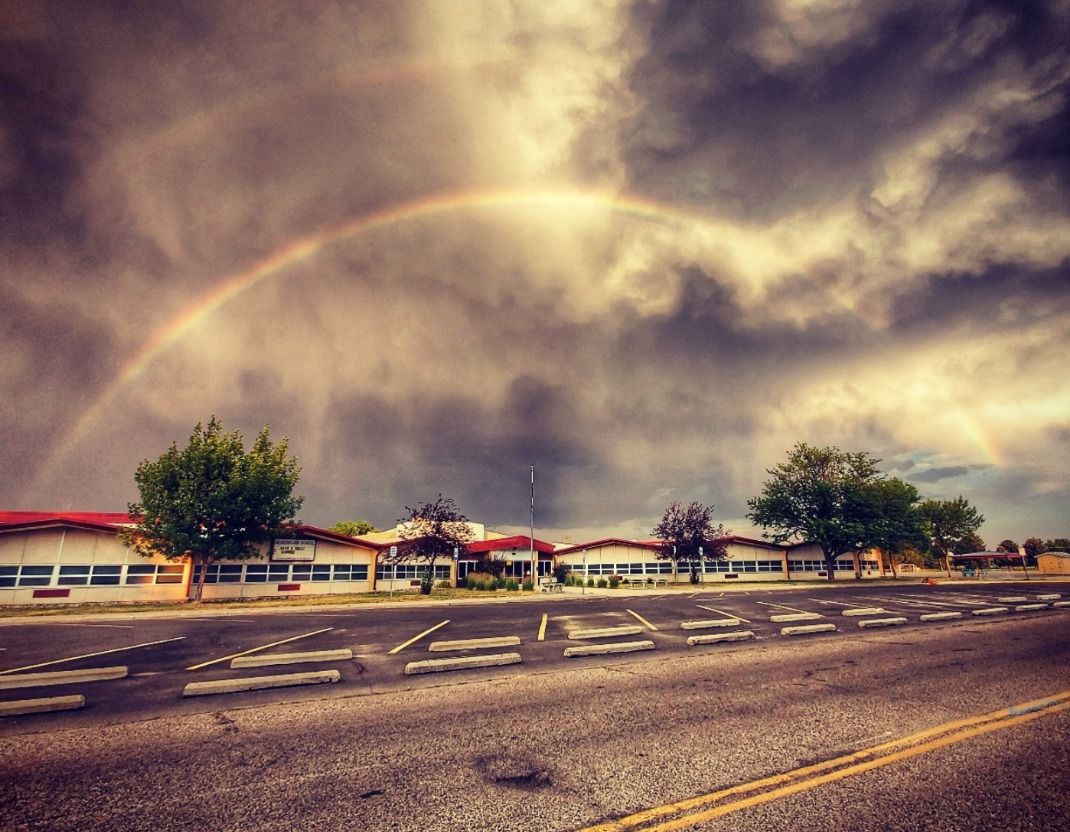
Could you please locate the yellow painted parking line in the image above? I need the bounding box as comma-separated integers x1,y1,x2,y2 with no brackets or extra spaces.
578,690,1070,832
756,600,814,614
186,628,333,671
0,636,187,676
387,620,450,655
626,609,659,631
537,613,548,642
695,604,750,623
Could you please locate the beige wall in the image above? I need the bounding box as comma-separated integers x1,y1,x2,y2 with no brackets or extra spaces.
0,526,377,604
1037,553,1070,574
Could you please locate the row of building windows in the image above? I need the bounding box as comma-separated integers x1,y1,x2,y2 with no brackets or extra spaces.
193,563,370,584
569,560,786,575
376,564,452,580
788,559,881,572
0,564,185,587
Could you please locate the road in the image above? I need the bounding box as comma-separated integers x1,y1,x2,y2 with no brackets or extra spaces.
0,581,1067,730
1,582,1069,830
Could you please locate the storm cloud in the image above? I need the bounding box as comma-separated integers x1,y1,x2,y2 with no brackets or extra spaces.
2,0,1068,544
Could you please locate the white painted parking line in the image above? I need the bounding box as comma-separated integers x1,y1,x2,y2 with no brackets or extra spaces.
808,598,859,607
387,620,449,655
538,613,548,642
187,628,333,670
43,623,136,629
568,625,644,640
757,601,817,614
695,604,751,623
0,636,186,676
625,609,660,631
864,595,948,609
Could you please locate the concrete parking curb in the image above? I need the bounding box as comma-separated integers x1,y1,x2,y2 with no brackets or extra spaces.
972,607,1009,616
563,640,655,658
842,607,885,617
998,596,1028,603
781,623,837,636
404,653,522,675
857,617,908,629
231,649,353,669
0,666,128,690
428,636,521,652
1053,601,1070,608
181,669,341,697
1036,594,1061,601
567,625,644,640
680,618,742,630
1014,603,1049,612
920,611,963,622
769,613,822,623
0,694,86,717
686,631,755,646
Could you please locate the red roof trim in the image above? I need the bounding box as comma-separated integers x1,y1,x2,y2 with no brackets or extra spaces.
554,535,787,556
466,535,556,555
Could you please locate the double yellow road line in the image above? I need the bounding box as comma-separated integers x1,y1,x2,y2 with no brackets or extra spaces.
579,690,1070,832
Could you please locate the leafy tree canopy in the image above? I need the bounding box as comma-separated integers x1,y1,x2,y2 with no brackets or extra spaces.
863,477,929,577
746,443,886,579
996,538,1019,553
652,501,728,584
121,417,303,601
918,496,985,575
388,495,473,594
329,520,377,537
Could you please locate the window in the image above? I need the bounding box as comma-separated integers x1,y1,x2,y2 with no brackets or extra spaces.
0,565,57,587
56,565,121,586
332,564,369,581
789,560,825,571
124,564,185,585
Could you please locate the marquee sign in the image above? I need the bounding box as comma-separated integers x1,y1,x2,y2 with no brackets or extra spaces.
271,539,316,562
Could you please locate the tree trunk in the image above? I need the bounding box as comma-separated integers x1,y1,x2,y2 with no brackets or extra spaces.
192,557,207,602
824,554,837,581
421,558,436,594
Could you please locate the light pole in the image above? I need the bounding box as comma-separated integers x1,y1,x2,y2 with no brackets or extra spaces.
529,464,535,590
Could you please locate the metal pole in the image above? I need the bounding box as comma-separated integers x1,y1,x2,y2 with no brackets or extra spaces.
530,464,535,590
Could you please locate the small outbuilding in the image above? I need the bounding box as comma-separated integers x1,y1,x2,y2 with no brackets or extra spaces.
1036,551,1070,574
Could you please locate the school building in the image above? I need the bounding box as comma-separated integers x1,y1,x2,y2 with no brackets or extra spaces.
0,510,884,605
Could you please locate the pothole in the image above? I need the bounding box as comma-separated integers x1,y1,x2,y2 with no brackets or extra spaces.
476,753,553,791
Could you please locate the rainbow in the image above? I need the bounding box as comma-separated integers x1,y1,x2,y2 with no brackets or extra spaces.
29,186,714,500
952,410,1007,468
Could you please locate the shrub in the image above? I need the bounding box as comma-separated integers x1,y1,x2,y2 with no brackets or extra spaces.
587,577,595,587
495,577,507,590
608,575,620,588
521,579,534,591
506,579,519,591
552,562,570,583
596,577,608,588
466,572,494,589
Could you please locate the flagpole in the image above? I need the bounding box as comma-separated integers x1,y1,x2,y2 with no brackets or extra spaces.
530,464,535,590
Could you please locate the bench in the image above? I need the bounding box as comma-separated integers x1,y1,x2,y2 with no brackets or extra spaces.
539,581,564,593
623,577,669,588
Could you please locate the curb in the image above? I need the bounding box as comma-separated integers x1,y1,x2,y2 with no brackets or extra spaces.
231,649,353,669
182,669,341,697
0,694,86,717
920,611,963,622
428,636,521,652
404,652,522,675
680,618,742,630
972,607,1009,616
1053,601,1070,608
564,640,655,658
1036,594,1061,601
567,625,644,640
687,631,755,646
857,617,908,629
769,613,823,623
842,607,885,617
0,666,128,690
781,623,837,636
998,596,1028,603
1014,603,1049,612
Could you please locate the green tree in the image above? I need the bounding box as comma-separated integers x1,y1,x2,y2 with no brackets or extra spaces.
121,417,303,601
652,501,729,584
329,520,377,537
387,495,473,595
995,538,1018,553
864,477,928,579
918,496,985,577
746,443,884,581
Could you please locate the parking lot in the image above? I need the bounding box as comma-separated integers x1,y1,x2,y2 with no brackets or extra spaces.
1,581,1067,732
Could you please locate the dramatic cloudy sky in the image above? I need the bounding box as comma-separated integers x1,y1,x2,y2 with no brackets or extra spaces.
2,0,1068,544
